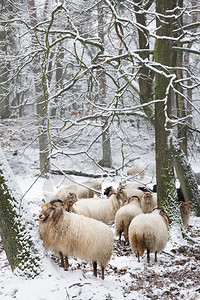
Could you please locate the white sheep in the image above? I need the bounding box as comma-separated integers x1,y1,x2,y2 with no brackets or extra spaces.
128,208,171,263
118,181,145,190
39,202,114,279
51,180,102,202
127,167,145,179
117,183,145,201
122,188,144,199
62,189,128,224
179,201,192,229
140,192,157,213
115,196,143,243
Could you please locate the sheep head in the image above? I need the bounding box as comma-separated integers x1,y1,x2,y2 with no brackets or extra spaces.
143,192,153,205
179,201,192,214
159,208,172,226
50,199,63,206
116,188,128,204
39,202,63,224
104,186,116,197
62,192,77,212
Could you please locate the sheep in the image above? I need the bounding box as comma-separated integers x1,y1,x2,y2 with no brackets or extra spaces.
179,201,192,229
39,202,114,279
140,192,157,213
115,196,143,244
51,180,102,202
62,188,128,224
127,167,145,179
117,182,144,200
104,186,117,198
128,207,171,263
119,181,145,190
122,188,144,199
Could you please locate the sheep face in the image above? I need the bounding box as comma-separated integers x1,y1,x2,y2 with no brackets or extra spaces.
104,186,116,197
116,188,128,204
179,201,192,228
179,201,192,214
39,203,63,223
143,192,153,205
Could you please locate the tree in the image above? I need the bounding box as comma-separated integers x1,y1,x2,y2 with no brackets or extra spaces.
0,0,11,118
153,0,178,223
27,0,51,174
97,1,112,168
0,146,46,278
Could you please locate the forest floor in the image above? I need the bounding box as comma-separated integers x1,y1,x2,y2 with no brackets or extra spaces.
0,217,200,299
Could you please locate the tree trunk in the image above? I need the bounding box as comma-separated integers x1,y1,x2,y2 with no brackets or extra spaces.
0,146,46,277
134,0,154,124
173,142,200,216
97,2,112,168
154,0,180,225
28,0,50,174
175,0,188,156
0,3,10,118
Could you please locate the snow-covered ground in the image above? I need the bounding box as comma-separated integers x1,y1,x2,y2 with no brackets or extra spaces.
0,116,200,300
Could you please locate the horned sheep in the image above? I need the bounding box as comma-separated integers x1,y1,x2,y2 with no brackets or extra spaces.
39,202,114,279
179,201,192,229
128,207,171,263
140,192,157,213
115,196,143,243
63,189,128,224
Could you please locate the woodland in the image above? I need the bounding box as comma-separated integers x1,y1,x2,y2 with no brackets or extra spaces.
0,1,200,299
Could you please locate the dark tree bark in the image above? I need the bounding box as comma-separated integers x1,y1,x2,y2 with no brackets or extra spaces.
154,0,180,224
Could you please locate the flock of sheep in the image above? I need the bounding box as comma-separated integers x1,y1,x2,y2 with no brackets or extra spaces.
38,178,192,279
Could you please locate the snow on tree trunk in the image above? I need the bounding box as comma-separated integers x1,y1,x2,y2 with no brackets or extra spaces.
0,146,46,278
173,141,200,217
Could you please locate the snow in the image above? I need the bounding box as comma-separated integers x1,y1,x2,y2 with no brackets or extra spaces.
0,117,200,300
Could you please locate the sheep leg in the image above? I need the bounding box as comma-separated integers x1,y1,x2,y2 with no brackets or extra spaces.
93,261,97,278
64,256,69,270
101,265,105,280
119,232,122,244
124,229,129,244
59,251,64,268
136,251,140,262
147,249,150,264
155,251,157,263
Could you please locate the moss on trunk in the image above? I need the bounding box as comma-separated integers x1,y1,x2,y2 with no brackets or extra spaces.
0,148,45,278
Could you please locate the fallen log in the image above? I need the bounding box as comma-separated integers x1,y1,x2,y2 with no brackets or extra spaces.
50,169,112,178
